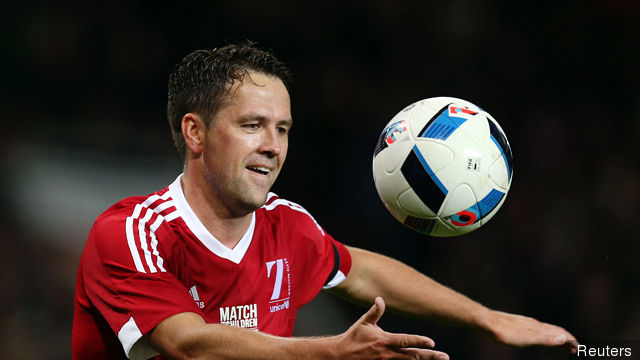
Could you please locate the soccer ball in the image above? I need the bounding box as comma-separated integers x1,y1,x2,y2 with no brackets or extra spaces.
372,97,513,237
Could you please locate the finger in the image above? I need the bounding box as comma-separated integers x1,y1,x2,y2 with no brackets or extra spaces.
549,333,579,355
398,348,449,360
386,333,435,349
539,325,579,355
548,326,577,347
567,339,580,354
554,328,579,354
359,296,386,325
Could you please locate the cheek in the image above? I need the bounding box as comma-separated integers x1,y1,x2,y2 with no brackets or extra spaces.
204,146,237,173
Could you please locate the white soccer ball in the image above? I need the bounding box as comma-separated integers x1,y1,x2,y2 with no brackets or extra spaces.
372,97,513,237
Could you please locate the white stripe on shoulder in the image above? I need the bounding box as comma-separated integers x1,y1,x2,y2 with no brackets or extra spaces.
125,191,176,273
137,208,158,273
266,192,278,202
164,210,179,222
149,216,166,272
263,197,325,236
125,204,146,273
141,191,171,207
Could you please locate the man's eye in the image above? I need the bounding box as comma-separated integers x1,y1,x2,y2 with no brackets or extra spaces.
243,123,259,130
277,127,289,134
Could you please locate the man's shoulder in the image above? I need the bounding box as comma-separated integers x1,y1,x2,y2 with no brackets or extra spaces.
259,192,326,236
92,187,173,233
86,187,180,258
260,192,311,216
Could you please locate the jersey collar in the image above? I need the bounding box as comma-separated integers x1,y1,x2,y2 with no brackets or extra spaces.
168,174,255,264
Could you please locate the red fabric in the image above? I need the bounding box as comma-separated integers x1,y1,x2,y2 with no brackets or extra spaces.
72,180,351,360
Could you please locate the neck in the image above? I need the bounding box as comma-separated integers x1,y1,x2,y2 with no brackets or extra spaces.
181,168,253,250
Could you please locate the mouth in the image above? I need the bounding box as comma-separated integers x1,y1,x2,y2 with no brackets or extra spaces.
246,166,272,176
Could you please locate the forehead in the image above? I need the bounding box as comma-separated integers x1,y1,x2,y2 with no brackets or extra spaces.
223,71,291,118
232,71,288,99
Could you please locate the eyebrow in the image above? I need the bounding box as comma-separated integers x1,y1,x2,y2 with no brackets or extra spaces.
278,118,294,128
237,113,293,127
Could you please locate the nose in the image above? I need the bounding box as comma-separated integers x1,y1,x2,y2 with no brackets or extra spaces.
258,126,282,157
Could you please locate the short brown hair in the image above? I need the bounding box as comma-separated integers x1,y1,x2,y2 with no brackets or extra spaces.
167,41,292,156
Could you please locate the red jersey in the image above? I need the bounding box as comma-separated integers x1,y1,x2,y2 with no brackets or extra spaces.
72,175,352,360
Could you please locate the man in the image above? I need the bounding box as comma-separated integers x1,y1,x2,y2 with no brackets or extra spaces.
72,42,577,360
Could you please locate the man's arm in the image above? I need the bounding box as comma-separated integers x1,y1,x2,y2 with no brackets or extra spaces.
144,300,449,360
331,246,578,353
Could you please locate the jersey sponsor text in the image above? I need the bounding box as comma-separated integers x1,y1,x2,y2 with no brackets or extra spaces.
219,304,258,330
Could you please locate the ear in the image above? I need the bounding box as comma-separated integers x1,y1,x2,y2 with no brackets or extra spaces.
181,113,206,155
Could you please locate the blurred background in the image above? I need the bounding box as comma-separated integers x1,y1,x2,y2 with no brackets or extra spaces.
1,1,639,359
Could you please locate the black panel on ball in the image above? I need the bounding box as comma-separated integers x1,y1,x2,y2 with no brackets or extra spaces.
487,119,514,179
400,147,447,213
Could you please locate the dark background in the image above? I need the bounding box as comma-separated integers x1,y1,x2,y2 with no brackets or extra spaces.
1,1,639,359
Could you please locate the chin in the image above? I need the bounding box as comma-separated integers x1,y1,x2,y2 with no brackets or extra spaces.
236,192,269,213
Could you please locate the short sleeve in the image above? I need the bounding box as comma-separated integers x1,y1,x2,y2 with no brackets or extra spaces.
81,213,200,359
323,238,352,289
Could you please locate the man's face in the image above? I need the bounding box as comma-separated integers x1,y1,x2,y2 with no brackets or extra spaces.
201,71,292,216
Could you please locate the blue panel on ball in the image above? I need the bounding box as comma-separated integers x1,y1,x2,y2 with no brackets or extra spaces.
401,145,448,213
420,104,469,140
477,189,505,218
454,189,505,225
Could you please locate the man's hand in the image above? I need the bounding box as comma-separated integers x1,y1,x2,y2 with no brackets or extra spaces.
334,297,449,360
486,310,579,354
